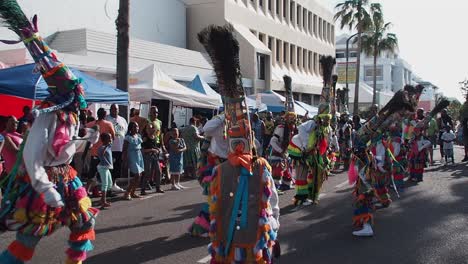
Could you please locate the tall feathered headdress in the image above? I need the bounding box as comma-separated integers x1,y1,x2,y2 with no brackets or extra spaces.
283,75,295,113
0,0,87,115
318,55,336,116
198,24,253,156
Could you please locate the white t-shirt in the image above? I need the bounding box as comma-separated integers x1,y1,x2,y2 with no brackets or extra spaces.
105,115,128,152
441,131,456,150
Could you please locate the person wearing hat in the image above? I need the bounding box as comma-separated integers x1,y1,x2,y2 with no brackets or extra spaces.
199,24,280,263
0,3,100,262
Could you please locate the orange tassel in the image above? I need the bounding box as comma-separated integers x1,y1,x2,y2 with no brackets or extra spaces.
69,229,95,242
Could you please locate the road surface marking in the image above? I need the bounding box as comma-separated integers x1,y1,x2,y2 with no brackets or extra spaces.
197,255,211,263
335,180,349,189
139,193,163,200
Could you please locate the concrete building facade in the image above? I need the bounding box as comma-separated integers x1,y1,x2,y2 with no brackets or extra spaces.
335,34,413,94
185,0,336,105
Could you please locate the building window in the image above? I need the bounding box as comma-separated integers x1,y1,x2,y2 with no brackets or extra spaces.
364,66,384,82
336,52,345,58
290,44,295,66
349,51,358,58
297,5,301,26
323,20,327,39
290,1,294,23
308,51,312,72
283,42,288,64
303,9,307,29
268,0,272,11
283,0,287,18
268,36,273,49
313,52,318,73
258,33,265,44
303,49,307,69
293,92,300,101
302,93,312,105
318,18,323,38
276,39,281,62
257,53,266,80
308,12,312,33
259,0,263,7
313,14,317,35
276,0,280,15
297,47,301,68
313,94,320,106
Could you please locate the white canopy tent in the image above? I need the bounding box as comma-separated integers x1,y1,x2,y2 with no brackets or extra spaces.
129,64,220,109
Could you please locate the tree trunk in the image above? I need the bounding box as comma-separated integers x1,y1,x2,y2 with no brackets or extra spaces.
116,0,130,120
353,32,362,114
353,1,363,114
372,49,377,105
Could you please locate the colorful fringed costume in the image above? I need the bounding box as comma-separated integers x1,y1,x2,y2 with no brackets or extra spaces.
0,1,99,262
198,24,280,263
390,127,407,190
190,115,228,237
288,56,335,206
407,129,431,182
269,77,296,192
349,85,450,237
369,135,393,207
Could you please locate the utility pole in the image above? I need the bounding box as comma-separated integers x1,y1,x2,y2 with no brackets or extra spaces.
116,0,130,120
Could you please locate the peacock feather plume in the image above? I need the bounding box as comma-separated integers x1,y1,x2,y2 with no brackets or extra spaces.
0,0,30,36
283,75,292,94
319,55,336,87
198,24,244,98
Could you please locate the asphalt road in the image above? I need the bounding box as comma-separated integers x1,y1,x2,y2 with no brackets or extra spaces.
1,147,468,264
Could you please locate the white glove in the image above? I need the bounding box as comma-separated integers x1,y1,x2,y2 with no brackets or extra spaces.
44,188,64,208
377,164,387,173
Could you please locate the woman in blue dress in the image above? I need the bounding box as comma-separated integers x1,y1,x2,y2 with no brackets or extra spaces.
123,122,145,200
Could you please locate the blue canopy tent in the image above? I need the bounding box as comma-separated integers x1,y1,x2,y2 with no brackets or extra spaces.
247,91,307,116
187,75,267,112
0,63,129,104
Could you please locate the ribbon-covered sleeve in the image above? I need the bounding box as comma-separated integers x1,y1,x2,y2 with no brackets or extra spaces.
23,113,56,194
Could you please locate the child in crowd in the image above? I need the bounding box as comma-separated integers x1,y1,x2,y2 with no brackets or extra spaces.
123,122,145,200
97,133,113,209
441,125,456,164
169,128,187,190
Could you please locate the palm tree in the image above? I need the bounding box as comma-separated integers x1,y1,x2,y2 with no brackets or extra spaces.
360,3,398,105
334,0,372,114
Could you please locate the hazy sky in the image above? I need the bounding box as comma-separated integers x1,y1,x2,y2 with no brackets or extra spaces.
324,0,467,101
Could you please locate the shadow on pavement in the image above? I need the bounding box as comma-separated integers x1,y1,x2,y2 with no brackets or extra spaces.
86,235,207,264
279,164,468,264
95,202,204,235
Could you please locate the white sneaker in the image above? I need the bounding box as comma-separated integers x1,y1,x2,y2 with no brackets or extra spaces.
177,184,186,190
111,184,125,193
170,185,181,191
352,223,374,237
303,199,313,206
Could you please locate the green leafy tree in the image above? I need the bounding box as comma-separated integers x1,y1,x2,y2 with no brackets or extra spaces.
334,0,372,114
360,3,398,105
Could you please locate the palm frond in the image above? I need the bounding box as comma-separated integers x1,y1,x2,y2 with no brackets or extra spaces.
198,24,243,98
0,0,30,36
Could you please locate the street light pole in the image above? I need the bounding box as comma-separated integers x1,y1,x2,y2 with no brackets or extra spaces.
345,32,360,111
